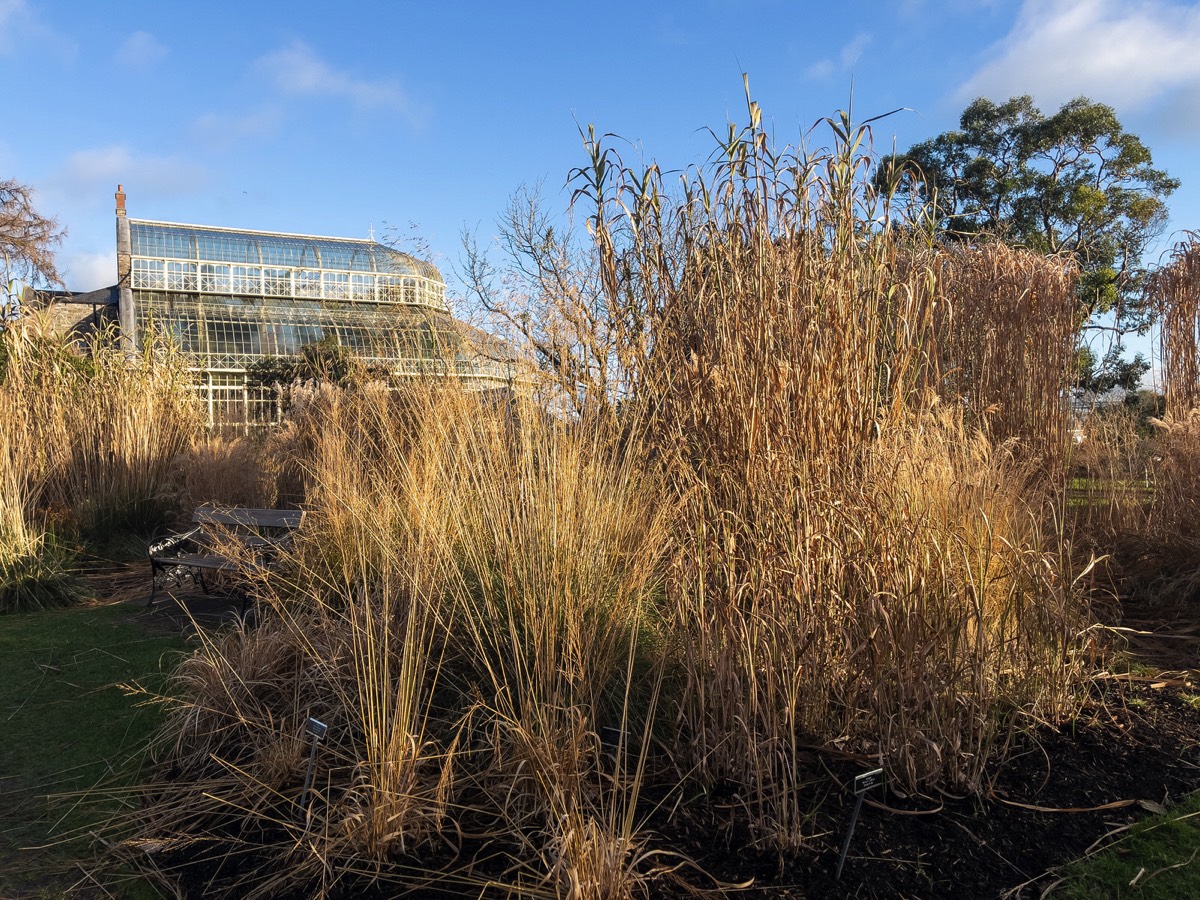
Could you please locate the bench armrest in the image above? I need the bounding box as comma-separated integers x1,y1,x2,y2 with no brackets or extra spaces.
148,526,203,558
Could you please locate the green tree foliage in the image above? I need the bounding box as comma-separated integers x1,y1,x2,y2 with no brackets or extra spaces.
880,96,1179,392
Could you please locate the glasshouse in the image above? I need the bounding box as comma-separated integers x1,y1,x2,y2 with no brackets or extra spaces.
87,186,516,427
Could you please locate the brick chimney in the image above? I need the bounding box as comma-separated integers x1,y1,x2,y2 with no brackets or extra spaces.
115,184,135,354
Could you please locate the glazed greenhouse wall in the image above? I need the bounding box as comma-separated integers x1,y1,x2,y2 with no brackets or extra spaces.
119,216,514,429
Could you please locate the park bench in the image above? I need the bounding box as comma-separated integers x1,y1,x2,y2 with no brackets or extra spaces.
147,506,304,611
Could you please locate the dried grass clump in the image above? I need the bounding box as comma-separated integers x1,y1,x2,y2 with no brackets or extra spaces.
545,88,1089,841
0,331,73,612
1103,410,1200,601
545,807,663,900
179,435,277,510
855,412,1087,787
1093,235,1200,601
1154,234,1200,418
0,416,81,611
123,379,675,898
1065,404,1155,590
935,242,1078,461
49,330,199,534
669,406,1086,843
1,317,200,538
1146,410,1200,516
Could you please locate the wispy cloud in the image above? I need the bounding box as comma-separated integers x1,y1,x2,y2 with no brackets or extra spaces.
0,0,23,25
805,59,835,80
189,107,284,152
50,146,207,203
840,32,872,68
117,30,167,69
959,0,1200,113
256,40,424,124
0,0,75,60
806,32,872,80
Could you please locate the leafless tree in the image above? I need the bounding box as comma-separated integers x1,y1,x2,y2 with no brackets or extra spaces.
459,183,619,415
1,178,64,314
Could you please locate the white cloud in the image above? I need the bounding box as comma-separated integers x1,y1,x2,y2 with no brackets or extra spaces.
257,40,422,123
0,0,75,59
49,145,207,205
840,32,872,68
190,107,284,151
959,0,1200,111
61,250,115,291
806,59,835,79
117,30,167,69
39,149,206,291
0,0,25,26
806,32,872,80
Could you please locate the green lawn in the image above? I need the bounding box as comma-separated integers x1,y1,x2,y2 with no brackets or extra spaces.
1054,791,1200,899
0,601,185,899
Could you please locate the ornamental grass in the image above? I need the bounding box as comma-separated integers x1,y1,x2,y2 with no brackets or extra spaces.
118,91,1098,896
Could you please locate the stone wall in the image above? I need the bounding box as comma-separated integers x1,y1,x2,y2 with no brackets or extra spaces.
37,302,117,343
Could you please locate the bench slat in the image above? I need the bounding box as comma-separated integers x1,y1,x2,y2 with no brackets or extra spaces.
150,506,303,609
193,507,304,529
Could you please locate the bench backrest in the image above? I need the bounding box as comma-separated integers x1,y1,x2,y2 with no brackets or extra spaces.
193,507,304,530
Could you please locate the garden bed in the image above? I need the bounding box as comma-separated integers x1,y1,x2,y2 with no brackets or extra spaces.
4,573,1199,899
663,677,1200,898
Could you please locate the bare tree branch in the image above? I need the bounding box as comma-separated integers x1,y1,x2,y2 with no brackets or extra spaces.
1,178,64,290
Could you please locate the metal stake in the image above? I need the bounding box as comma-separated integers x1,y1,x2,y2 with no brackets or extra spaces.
837,767,884,881
299,717,328,824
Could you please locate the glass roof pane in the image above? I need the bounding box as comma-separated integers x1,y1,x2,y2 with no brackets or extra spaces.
130,221,441,282
315,242,354,270
260,240,301,267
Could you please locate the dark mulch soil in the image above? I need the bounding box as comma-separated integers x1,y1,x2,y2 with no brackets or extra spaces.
665,676,1200,899
657,596,1200,900
162,675,1199,900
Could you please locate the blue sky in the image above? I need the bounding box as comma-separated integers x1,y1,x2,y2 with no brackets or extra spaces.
5,0,1200,350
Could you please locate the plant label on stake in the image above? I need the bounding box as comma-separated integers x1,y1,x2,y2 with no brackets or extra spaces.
299,717,328,825
837,767,884,881
854,769,884,794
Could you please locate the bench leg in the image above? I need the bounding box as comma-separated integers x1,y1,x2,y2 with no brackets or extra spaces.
148,561,159,607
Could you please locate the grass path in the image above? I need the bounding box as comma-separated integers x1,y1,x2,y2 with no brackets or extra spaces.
0,600,185,899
